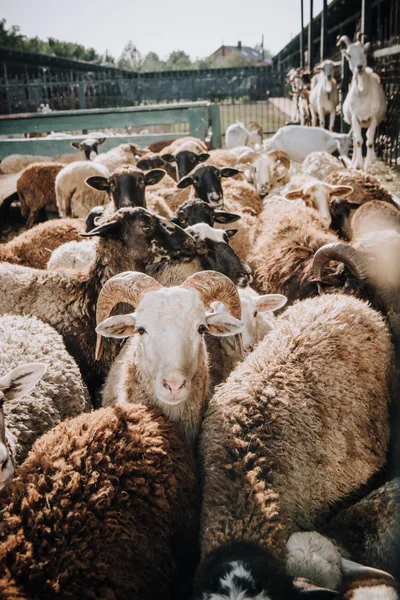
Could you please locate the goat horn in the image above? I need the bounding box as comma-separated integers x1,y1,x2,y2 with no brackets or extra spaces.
95,271,161,360
357,32,368,42
266,150,291,172
336,35,351,48
181,270,244,357
312,243,369,282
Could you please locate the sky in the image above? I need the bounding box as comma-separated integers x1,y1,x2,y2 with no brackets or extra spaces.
1,0,330,61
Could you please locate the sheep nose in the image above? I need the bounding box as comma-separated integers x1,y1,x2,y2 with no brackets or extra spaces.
162,377,187,398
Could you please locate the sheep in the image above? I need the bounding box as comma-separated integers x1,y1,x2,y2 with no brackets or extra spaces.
0,314,90,478
309,60,340,131
0,402,198,600
93,142,138,171
337,33,387,170
17,162,65,228
302,152,346,180
206,149,241,168
161,141,211,180
96,270,243,447
136,152,177,182
70,136,106,160
0,207,196,391
55,160,110,218
0,218,86,269
198,293,394,589
242,150,291,198
146,222,252,288
263,125,353,162
225,121,263,150
321,479,399,576
160,136,207,155
47,239,98,271
0,152,85,175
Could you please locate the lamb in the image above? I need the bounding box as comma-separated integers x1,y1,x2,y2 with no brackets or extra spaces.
302,152,346,180
309,60,340,131
197,293,394,594
93,142,138,171
0,207,196,390
0,403,198,600
0,218,86,269
55,160,110,218
337,33,387,169
225,121,263,150
0,314,90,478
17,162,65,228
96,270,243,447
263,125,353,162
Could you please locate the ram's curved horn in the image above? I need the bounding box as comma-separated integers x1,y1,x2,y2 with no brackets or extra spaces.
95,271,161,360
336,35,351,48
312,243,369,282
181,270,244,357
356,32,368,42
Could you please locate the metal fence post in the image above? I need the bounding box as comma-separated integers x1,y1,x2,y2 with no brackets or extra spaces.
78,82,88,134
300,0,305,69
308,0,314,71
209,103,222,149
340,53,351,133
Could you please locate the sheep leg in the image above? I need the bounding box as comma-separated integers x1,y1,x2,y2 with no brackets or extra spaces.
328,111,336,132
351,118,363,169
364,120,378,170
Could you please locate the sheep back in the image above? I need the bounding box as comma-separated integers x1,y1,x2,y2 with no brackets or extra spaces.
200,294,394,560
55,161,109,218
0,404,198,600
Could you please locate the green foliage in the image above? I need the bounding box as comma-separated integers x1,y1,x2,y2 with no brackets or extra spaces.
165,50,192,71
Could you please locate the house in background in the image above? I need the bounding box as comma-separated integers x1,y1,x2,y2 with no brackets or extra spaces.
209,41,272,66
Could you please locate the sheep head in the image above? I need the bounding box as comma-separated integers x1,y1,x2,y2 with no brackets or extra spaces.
177,164,239,208
285,182,353,226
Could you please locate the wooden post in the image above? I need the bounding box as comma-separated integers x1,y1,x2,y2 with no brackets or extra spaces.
320,0,328,61
361,0,372,40
300,0,304,68
209,103,222,149
308,0,314,70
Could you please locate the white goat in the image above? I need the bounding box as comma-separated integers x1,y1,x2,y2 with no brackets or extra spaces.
337,34,387,170
263,125,353,162
287,68,311,126
310,60,340,131
225,122,263,150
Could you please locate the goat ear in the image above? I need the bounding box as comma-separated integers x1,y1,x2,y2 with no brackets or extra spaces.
161,153,176,164
364,42,371,52
198,152,210,163
284,189,304,200
256,294,287,313
328,185,354,198
213,210,241,224
205,312,243,337
80,219,123,239
85,176,110,192
96,314,137,339
144,169,166,186
0,363,46,401
220,167,240,179
177,175,193,189
70,141,82,150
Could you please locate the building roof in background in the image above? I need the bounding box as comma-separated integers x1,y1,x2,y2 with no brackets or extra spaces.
210,42,272,65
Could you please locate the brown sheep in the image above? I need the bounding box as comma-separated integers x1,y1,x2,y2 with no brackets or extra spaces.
160,136,207,155
326,169,393,206
0,218,85,269
0,403,198,600
17,162,64,228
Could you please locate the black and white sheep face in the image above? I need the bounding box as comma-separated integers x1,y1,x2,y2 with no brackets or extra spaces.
172,199,241,228
177,164,239,208
187,223,252,288
0,363,46,489
285,182,353,226
96,287,242,406
71,137,106,160
163,150,210,180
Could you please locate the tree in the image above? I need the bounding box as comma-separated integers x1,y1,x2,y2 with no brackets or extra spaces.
141,52,164,72
118,40,142,71
219,52,253,68
165,50,192,71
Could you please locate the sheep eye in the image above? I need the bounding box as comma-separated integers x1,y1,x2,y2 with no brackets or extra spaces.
253,311,258,318
198,324,207,334
136,327,146,335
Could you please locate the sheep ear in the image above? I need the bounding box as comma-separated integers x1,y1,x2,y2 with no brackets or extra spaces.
80,219,122,239
285,189,304,200
224,228,238,239
0,363,46,401
96,314,137,339
85,176,110,192
213,210,241,224
220,167,240,178
144,169,166,186
177,175,193,189
170,216,181,225
205,312,243,337
327,185,354,198
256,294,287,313
198,152,210,162
96,138,107,145
162,154,176,164
70,141,82,150
341,559,396,581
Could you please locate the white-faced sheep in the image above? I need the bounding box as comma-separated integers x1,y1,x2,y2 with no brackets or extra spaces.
0,218,86,269
242,150,291,198
96,270,243,447
0,403,198,600
197,293,394,595
17,162,65,228
0,314,90,478
0,208,196,391
55,160,110,218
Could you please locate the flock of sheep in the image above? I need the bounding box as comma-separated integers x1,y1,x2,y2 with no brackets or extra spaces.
0,39,398,600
